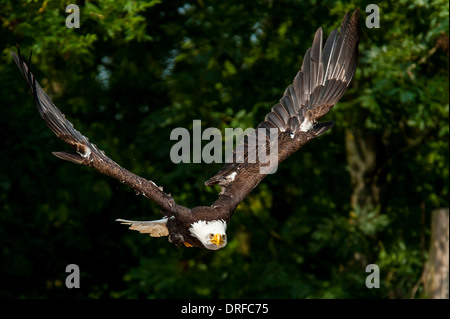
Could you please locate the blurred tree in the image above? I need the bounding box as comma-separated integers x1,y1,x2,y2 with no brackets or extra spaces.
420,208,449,299
0,0,448,298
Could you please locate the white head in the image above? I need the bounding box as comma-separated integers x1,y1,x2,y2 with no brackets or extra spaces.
189,219,227,250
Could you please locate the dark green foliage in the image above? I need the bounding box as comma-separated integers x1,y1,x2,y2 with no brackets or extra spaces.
0,0,448,298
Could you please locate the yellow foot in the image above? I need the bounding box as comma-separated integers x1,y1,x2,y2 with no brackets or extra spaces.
184,242,193,247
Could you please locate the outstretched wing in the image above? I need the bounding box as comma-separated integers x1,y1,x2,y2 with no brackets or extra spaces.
11,48,191,217
207,10,360,211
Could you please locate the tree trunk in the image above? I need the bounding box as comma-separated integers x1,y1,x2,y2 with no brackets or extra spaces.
345,128,381,211
422,208,449,299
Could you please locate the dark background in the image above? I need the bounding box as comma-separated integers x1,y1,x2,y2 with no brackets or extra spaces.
0,0,448,298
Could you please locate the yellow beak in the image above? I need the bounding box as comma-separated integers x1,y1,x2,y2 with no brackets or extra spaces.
210,234,224,246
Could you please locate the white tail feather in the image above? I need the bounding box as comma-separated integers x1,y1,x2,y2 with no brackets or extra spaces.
116,217,170,237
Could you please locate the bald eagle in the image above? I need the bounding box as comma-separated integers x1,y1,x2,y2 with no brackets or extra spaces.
12,10,360,250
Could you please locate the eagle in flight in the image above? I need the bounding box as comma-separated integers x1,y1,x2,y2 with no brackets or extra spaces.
12,10,360,250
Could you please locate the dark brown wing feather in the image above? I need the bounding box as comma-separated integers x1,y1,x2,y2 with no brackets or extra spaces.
266,9,359,133
11,48,190,217
206,10,360,204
